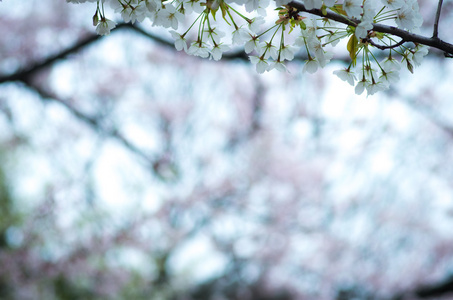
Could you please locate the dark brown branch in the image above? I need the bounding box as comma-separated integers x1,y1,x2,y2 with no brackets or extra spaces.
366,38,405,50
288,2,357,26
288,1,453,57
433,0,444,39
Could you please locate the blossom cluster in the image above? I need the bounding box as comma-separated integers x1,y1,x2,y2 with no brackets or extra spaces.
67,0,428,95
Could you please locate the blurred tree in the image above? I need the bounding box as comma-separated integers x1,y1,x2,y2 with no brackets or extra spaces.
1,1,453,300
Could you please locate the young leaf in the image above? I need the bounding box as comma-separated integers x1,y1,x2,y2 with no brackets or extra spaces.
331,4,347,16
347,34,359,66
220,3,231,25
299,20,306,30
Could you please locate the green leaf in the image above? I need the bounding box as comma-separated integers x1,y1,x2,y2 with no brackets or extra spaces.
220,3,231,25
375,32,385,39
210,8,217,20
206,0,219,20
299,20,306,30
347,34,359,66
289,20,295,33
331,4,347,16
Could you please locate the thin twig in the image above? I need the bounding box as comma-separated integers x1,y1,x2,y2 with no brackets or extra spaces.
433,0,444,39
366,38,405,50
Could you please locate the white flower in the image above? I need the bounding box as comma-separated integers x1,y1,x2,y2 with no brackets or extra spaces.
270,60,287,72
323,0,336,7
412,45,429,66
333,68,357,86
96,17,116,35
363,64,379,81
279,44,296,61
184,0,204,14
258,42,278,60
321,51,333,67
307,39,327,65
210,44,230,61
130,2,148,23
303,58,319,74
355,19,373,39
303,0,323,10
381,55,401,71
395,5,416,30
170,30,187,52
275,0,291,5
407,0,423,28
380,0,404,10
343,0,362,19
156,5,184,30
362,0,377,19
144,0,160,12
187,42,210,58
245,0,260,11
325,30,344,47
244,35,259,54
232,27,250,45
203,27,226,45
366,81,387,95
298,18,318,42
248,16,265,33
67,0,99,2
250,56,269,73
379,69,399,87
111,1,145,23
245,0,269,16
355,78,369,95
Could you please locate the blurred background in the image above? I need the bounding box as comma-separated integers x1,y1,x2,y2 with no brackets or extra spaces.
1,1,453,299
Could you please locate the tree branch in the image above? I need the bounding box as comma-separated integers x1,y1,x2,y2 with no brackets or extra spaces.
366,38,405,50
415,275,453,298
0,32,103,84
433,0,444,39
1,2,453,86
288,1,453,57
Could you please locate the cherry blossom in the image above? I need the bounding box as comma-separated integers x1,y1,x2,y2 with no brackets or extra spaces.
170,30,188,51
302,57,319,74
4,1,453,298
210,43,230,60
65,0,446,95
249,55,269,73
333,68,357,86
95,17,116,35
